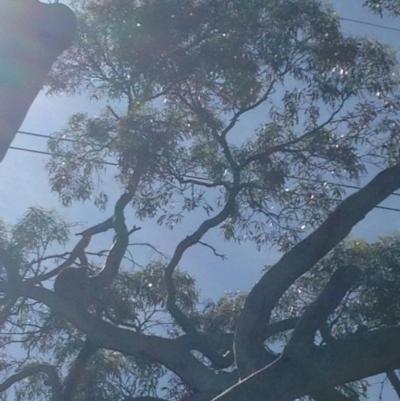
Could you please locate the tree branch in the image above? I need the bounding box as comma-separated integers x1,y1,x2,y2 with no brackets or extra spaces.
234,161,400,378
63,339,99,401
242,97,347,168
175,317,299,357
387,370,400,399
285,265,361,352
174,317,300,370
0,247,23,285
21,284,234,395
91,155,147,290
0,363,63,401
165,186,241,334
28,217,113,284
214,326,400,401
32,157,146,289
312,388,359,401
162,186,241,368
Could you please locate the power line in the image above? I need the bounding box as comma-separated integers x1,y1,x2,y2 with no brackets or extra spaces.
15,129,400,195
339,16,400,33
18,130,62,140
8,140,400,213
288,175,400,212
9,146,51,157
18,130,93,146
288,175,400,198
15,130,118,165
9,144,118,166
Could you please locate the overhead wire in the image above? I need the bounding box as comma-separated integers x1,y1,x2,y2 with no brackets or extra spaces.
11,130,400,213
14,130,118,166
339,16,400,33
287,176,400,213
7,15,400,212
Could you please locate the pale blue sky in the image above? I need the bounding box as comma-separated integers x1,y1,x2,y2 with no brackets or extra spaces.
0,1,399,399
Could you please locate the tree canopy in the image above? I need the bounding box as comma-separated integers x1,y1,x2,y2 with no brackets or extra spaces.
1,0,400,400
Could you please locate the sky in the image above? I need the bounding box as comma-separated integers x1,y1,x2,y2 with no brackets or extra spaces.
0,0,399,399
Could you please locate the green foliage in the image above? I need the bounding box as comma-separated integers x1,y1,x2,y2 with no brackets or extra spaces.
0,208,70,283
4,0,400,400
105,261,199,331
364,0,400,15
191,291,247,335
0,227,198,401
11,207,70,253
267,234,400,345
45,0,400,250
319,235,400,330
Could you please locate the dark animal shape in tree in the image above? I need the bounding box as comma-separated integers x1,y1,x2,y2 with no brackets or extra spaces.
54,266,92,306
0,0,77,162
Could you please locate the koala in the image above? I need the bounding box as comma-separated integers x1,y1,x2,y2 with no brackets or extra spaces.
54,267,91,306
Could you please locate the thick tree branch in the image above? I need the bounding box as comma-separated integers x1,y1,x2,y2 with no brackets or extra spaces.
91,156,146,290
286,265,361,351
235,162,400,378
215,326,400,401
0,363,63,401
312,388,359,401
266,317,299,337
174,317,300,370
63,339,99,401
32,157,146,289
387,370,400,399
176,332,235,369
175,317,299,357
22,284,234,395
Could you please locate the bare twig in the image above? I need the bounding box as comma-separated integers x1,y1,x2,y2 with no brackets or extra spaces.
198,241,226,259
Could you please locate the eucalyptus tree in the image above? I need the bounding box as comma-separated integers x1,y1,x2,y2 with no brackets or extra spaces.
1,0,400,400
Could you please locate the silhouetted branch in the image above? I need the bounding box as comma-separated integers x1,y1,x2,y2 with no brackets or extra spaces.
214,326,400,401
286,265,361,351
20,284,234,395
235,161,400,378
63,339,99,401
387,370,400,399
0,363,63,401
312,388,359,401
165,186,241,334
